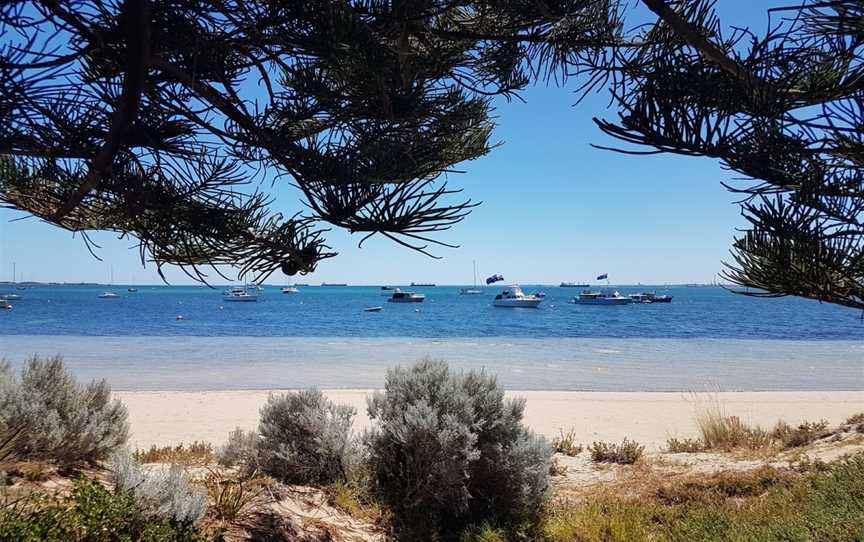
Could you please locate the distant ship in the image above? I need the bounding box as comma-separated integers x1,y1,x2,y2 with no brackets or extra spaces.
410,282,436,287
560,282,589,288
321,282,348,287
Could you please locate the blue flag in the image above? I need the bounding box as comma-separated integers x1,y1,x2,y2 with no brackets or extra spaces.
486,274,504,285
596,273,608,280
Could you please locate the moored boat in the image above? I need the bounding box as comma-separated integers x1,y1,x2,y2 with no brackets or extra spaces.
281,286,299,294
460,261,483,295
387,289,425,303
410,282,436,287
98,292,120,299
493,285,543,308
1,299,11,310
629,291,673,303
560,282,590,288
223,286,258,302
1,293,21,301
572,289,631,305
364,306,384,312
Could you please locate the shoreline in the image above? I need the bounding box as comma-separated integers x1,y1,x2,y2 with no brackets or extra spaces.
117,389,864,451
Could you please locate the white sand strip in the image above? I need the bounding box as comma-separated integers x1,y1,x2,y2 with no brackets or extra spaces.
116,390,864,451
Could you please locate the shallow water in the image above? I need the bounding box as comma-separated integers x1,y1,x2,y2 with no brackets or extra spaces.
2,335,861,392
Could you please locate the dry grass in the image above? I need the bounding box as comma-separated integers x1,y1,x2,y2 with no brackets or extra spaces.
695,401,772,451
133,441,214,465
201,468,268,522
588,439,644,465
552,428,583,457
326,479,388,527
654,466,795,505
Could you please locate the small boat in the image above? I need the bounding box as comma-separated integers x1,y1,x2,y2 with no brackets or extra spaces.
380,286,396,290
460,261,483,295
321,282,348,287
387,289,425,303
1,293,21,301
630,291,673,303
560,282,589,288
127,287,138,293
493,285,543,308
222,286,258,302
98,292,120,299
364,306,384,312
571,289,631,305
410,282,436,287
281,286,299,294
0,299,11,310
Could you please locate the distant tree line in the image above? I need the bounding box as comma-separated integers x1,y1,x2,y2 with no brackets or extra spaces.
1,1,860,309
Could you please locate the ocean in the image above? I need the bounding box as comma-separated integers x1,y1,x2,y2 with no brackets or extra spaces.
1,285,862,391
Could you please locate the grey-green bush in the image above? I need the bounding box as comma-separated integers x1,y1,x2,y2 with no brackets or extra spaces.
364,360,552,540
217,427,259,469
111,451,207,525
257,389,355,484
0,355,128,464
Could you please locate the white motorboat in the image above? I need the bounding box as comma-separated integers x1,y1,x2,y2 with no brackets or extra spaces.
223,286,258,302
1,293,21,301
387,289,425,303
364,306,384,312
281,286,299,294
493,285,543,308
1,299,11,310
460,260,483,295
572,289,632,305
98,292,120,299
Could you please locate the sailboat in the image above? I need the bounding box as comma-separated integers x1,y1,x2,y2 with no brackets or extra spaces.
98,266,120,298
460,261,483,295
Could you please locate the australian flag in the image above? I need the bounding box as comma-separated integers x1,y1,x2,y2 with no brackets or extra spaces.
486,274,504,285
596,273,608,280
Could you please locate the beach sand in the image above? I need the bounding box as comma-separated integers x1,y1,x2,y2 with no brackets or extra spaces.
116,390,864,451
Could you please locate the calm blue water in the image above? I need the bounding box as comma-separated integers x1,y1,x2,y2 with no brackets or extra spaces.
0,284,862,339
1,285,862,391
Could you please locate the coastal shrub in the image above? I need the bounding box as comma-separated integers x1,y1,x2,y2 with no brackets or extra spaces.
0,355,128,464
134,441,215,465
0,478,207,541
845,412,864,425
257,389,355,484
552,428,583,457
216,427,259,469
588,439,644,464
111,451,207,525
364,359,552,540
771,420,830,448
665,437,706,454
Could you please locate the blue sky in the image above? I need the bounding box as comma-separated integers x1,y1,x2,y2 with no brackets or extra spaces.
0,3,778,286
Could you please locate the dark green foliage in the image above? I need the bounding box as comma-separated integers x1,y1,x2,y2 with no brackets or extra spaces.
0,479,210,542
365,360,551,540
257,389,355,485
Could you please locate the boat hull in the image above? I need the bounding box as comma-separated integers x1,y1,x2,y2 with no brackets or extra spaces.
493,298,542,308
388,297,424,303
222,296,258,302
572,297,631,305
460,288,483,295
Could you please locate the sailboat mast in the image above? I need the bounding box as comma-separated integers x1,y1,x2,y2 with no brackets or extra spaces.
473,260,477,288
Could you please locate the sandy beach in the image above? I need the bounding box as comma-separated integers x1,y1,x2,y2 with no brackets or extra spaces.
117,389,864,451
